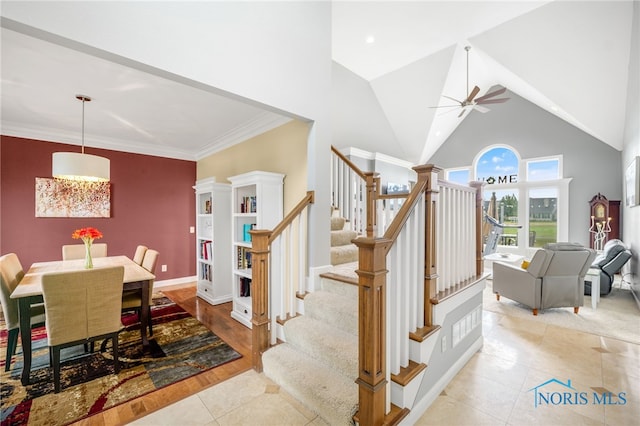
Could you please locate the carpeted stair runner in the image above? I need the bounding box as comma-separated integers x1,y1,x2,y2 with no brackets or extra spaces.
330,214,359,265
262,261,359,425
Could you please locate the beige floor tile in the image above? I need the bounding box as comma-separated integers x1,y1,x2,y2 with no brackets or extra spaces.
482,326,545,366
197,370,271,419
215,393,311,426
496,315,549,337
604,398,640,426
459,351,530,392
519,368,607,423
128,395,216,426
414,394,506,426
443,366,519,422
543,324,603,348
508,388,604,426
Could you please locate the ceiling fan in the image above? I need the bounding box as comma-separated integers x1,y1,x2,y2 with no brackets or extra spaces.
430,46,510,118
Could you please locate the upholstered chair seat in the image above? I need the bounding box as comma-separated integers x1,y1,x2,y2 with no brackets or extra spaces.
0,253,46,372
132,245,148,265
62,243,108,260
41,266,124,393
121,249,159,338
492,242,596,315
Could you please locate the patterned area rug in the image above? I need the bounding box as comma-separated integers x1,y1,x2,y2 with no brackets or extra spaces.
0,294,242,425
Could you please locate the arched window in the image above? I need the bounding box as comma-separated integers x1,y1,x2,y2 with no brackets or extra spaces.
446,145,568,253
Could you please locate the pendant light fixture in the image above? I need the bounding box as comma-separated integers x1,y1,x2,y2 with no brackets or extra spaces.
52,95,110,182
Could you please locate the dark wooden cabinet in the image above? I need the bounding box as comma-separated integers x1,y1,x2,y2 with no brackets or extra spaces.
588,193,620,249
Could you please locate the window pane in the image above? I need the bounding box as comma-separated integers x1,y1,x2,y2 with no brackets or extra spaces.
476,147,518,184
527,159,559,181
447,169,470,185
529,188,558,247
484,189,520,246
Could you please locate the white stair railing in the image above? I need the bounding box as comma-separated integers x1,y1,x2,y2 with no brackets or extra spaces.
436,180,478,294
383,175,481,403
249,191,314,371
269,209,309,344
387,192,425,376
331,146,367,235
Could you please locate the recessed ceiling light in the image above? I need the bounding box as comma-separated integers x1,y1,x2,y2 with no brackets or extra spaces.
365,35,375,44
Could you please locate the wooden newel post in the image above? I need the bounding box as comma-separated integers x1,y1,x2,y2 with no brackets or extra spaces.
412,164,440,327
353,236,392,426
469,182,485,276
249,229,271,372
363,172,379,238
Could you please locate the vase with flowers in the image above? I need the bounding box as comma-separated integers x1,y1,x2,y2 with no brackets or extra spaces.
72,227,103,269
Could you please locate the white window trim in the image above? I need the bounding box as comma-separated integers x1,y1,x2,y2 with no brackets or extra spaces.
444,147,567,254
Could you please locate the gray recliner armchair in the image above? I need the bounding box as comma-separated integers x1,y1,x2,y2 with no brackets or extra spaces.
492,243,596,315
585,239,632,296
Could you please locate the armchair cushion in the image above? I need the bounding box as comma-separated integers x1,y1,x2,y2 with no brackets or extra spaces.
585,239,632,295
492,243,595,315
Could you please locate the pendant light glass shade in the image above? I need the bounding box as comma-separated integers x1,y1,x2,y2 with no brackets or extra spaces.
52,94,110,182
52,152,110,181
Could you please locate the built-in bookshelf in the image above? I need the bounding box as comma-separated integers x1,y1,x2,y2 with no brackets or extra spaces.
194,178,232,305
228,171,284,328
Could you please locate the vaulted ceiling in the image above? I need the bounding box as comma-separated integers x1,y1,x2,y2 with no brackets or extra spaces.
1,1,635,163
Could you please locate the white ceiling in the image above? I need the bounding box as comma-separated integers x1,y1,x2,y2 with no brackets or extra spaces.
1,1,635,163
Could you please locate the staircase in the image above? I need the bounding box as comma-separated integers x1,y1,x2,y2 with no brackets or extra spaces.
262,212,360,425
330,208,359,265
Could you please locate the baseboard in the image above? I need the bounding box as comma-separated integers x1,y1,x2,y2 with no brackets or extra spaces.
154,276,196,289
308,264,334,292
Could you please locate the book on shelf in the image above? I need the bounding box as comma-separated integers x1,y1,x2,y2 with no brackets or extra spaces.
239,196,257,213
199,240,212,260
240,277,251,297
242,223,256,242
236,246,253,269
201,263,212,282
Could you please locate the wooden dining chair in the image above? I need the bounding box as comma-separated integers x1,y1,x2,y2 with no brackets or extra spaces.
122,249,159,337
0,253,46,372
62,243,108,260
41,266,124,393
133,245,148,265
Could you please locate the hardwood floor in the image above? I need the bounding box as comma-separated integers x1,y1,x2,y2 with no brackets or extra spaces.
73,283,253,426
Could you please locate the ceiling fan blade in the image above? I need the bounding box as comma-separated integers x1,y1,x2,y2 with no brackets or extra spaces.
475,87,507,102
442,95,463,104
474,105,490,113
465,86,480,103
437,107,464,117
429,104,461,109
476,97,510,105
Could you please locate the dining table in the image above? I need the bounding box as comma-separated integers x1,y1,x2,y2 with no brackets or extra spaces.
10,255,155,386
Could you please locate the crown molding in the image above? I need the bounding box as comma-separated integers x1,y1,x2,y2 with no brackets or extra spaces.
195,113,293,160
342,146,415,169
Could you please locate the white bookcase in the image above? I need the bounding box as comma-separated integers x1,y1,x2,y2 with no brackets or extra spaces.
228,171,284,328
194,178,232,305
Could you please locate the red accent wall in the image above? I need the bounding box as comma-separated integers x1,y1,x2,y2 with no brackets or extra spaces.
0,136,196,281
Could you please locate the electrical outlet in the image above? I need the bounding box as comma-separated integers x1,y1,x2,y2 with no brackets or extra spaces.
441,335,447,352
161,264,167,272
189,226,195,233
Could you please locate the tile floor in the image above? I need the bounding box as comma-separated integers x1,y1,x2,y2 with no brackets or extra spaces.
130,309,639,426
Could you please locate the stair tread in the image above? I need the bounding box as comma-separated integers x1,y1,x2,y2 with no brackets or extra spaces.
284,315,358,377
304,291,358,335
263,343,358,426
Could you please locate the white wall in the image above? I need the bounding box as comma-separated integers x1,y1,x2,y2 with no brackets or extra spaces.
622,1,640,297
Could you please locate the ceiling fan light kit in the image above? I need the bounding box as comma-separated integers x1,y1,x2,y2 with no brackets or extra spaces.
430,45,510,117
52,95,110,182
